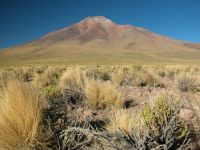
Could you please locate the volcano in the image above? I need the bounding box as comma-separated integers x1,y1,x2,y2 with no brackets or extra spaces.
1,16,200,65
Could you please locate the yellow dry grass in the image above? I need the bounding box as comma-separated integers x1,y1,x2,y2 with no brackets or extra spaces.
111,69,125,86
59,67,86,90
84,79,125,109
176,73,199,92
0,80,45,150
33,67,58,87
106,109,140,133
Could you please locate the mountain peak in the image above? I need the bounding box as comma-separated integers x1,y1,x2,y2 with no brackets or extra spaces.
84,16,112,23
40,16,175,44
79,16,113,27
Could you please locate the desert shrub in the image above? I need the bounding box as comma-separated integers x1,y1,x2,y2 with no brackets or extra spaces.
34,67,59,87
141,92,189,149
157,70,166,77
111,69,126,86
10,67,34,82
60,126,108,150
86,68,111,81
0,71,8,87
176,74,199,92
59,67,86,104
124,70,138,86
34,66,48,74
106,109,139,133
84,79,125,109
133,64,143,71
136,70,164,87
43,85,63,106
0,80,47,149
59,67,85,90
60,126,148,149
60,93,189,149
63,85,85,105
184,66,191,72
167,70,175,80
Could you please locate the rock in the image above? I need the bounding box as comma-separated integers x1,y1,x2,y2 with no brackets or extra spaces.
179,109,194,121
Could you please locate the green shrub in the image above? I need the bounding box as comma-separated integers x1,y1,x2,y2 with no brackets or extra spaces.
141,93,189,149
43,85,63,106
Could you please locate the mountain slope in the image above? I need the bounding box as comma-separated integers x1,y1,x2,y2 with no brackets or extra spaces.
1,16,200,65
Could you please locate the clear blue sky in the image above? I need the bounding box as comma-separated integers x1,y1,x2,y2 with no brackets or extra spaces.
0,0,200,49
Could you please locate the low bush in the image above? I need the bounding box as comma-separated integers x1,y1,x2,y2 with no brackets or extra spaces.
59,67,86,105
141,92,189,149
157,70,166,77
63,85,85,105
86,68,111,81
136,70,164,87
176,74,199,92
34,67,59,87
43,85,63,107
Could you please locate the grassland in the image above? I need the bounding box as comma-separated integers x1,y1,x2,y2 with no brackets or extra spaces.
0,65,200,149
1,40,200,66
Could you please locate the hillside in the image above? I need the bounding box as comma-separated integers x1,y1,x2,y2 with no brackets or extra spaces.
1,16,200,65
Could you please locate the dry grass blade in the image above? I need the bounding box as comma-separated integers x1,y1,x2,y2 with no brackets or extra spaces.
0,80,46,150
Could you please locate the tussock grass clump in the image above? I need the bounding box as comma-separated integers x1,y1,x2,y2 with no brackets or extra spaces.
59,67,85,90
176,74,199,92
106,109,139,133
59,67,86,104
167,70,175,80
136,70,163,87
157,69,166,77
84,79,125,109
3,67,34,82
0,80,46,150
34,66,47,74
111,69,126,86
0,71,8,88
86,67,111,81
34,67,59,87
